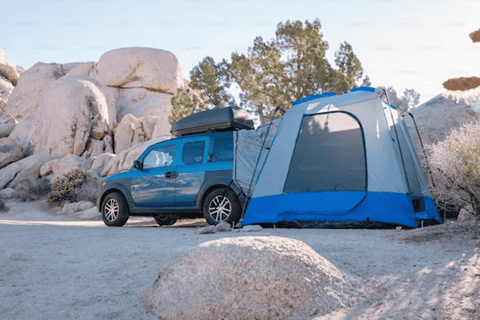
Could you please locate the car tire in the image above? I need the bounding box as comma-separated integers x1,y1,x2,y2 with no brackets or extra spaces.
101,192,130,227
203,188,241,226
154,215,177,226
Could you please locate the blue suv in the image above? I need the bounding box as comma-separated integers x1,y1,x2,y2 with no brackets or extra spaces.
97,130,246,227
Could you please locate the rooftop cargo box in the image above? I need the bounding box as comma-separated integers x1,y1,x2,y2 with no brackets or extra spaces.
170,106,254,136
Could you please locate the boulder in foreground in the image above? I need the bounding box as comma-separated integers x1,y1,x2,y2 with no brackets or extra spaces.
142,236,362,320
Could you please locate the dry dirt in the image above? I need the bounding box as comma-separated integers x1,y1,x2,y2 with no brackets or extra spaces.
0,200,479,320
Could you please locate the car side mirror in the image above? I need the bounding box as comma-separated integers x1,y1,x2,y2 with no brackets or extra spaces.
133,160,143,170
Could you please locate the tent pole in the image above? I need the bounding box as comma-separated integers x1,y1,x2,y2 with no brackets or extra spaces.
239,106,283,224
405,111,436,188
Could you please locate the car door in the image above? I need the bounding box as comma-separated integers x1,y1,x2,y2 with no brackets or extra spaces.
131,143,179,208
174,137,209,209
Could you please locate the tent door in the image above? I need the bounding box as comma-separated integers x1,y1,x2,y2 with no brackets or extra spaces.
283,111,367,213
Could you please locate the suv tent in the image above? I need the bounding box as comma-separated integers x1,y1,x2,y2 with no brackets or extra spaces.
238,87,442,228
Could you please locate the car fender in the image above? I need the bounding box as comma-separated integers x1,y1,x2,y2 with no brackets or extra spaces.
98,180,134,212
196,170,245,209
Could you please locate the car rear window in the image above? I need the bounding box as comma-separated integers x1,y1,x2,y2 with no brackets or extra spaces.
182,141,206,165
209,138,233,162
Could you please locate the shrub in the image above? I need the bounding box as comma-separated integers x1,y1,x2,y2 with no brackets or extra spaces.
15,178,52,202
46,169,91,207
427,119,480,218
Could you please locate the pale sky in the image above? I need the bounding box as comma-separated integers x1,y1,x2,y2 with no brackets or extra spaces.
2,0,479,104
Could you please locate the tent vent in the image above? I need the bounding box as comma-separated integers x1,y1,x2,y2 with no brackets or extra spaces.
412,198,425,213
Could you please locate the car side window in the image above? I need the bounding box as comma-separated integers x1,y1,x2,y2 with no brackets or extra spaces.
181,141,205,165
209,138,233,163
143,144,177,169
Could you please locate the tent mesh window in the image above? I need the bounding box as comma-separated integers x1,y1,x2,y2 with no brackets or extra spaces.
283,112,366,193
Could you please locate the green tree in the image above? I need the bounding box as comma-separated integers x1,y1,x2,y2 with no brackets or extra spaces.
361,75,372,87
334,41,364,89
169,89,206,125
190,57,234,108
169,57,233,125
275,19,332,99
229,37,289,123
229,19,366,123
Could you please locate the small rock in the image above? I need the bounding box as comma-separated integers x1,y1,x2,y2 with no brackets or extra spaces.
396,226,402,231
76,201,95,212
0,123,16,138
241,224,263,232
8,206,24,214
0,187,16,199
62,201,95,215
77,207,101,220
194,225,217,234
0,138,23,168
215,221,231,232
62,203,76,215
458,206,476,222
39,162,53,177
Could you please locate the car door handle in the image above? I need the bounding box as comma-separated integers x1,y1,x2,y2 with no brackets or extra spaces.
165,171,178,179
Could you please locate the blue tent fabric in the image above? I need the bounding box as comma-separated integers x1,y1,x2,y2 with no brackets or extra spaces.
242,192,439,228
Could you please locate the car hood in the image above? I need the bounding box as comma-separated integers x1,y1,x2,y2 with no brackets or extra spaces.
103,169,139,182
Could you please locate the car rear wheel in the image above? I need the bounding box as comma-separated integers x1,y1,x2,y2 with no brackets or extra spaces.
203,188,241,226
102,192,129,227
154,215,177,226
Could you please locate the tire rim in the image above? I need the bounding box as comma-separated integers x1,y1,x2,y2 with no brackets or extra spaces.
104,198,119,221
208,195,232,222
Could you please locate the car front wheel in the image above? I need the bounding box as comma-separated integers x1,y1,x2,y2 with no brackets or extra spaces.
102,192,130,227
203,188,241,226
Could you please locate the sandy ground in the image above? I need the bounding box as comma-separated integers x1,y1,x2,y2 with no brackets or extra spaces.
0,200,479,320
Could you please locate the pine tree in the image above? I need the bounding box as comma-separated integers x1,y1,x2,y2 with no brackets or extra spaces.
169,56,234,125
229,18,366,123
169,89,206,125
334,41,364,89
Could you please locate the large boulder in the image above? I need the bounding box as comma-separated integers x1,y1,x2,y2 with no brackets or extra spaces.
114,113,145,154
409,94,480,146
142,236,362,320
3,62,64,120
115,88,173,124
101,135,171,176
0,75,14,109
64,62,95,78
0,151,51,189
44,154,93,179
9,76,112,157
90,47,185,95
0,48,22,86
0,138,23,168
87,152,116,176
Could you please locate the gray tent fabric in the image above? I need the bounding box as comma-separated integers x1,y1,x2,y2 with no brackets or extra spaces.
234,120,280,196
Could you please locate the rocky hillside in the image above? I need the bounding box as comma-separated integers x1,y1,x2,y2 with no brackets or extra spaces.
0,47,187,191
